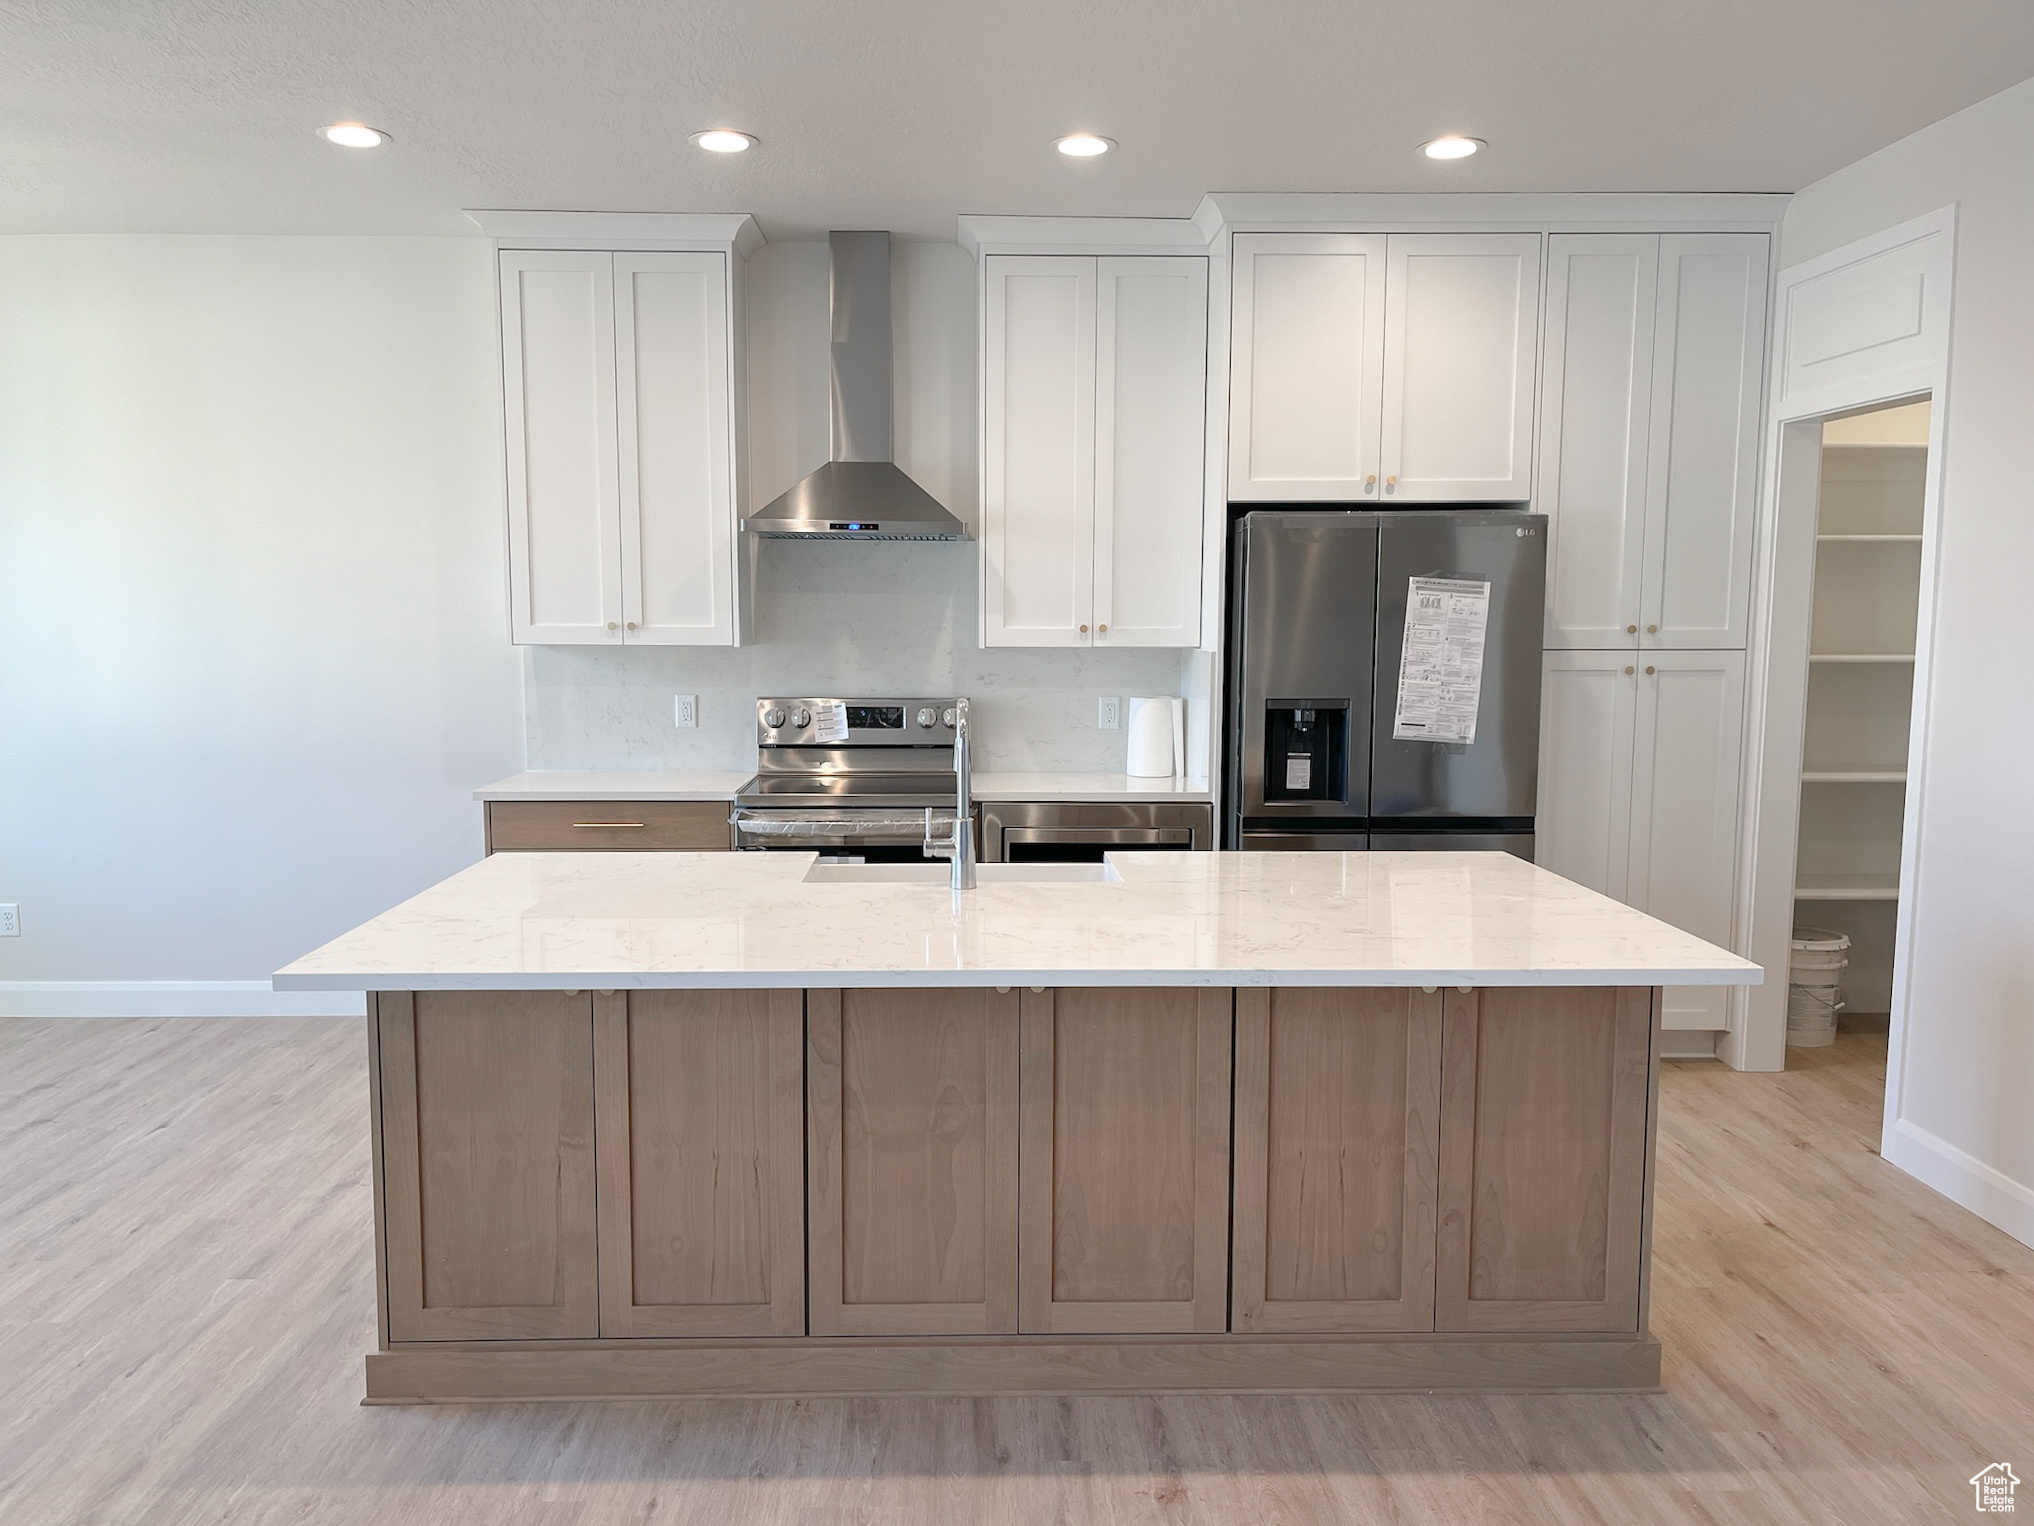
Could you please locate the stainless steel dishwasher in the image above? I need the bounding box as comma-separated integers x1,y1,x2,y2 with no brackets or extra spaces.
977,801,1215,863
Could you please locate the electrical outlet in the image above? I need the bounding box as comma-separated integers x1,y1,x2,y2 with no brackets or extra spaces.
674,694,698,729
1097,697,1120,730
0,904,17,937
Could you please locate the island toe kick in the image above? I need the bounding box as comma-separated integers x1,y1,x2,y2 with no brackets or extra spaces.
362,983,1665,1402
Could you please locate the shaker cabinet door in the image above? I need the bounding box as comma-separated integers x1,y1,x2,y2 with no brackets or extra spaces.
593,990,805,1338
1092,256,1208,647
1536,652,1640,902
1379,234,1541,502
1626,650,1747,1031
1018,987,1231,1334
1538,236,1658,648
1227,234,1388,501
614,252,737,645
500,250,624,645
378,991,599,1341
1232,988,1442,1333
1435,986,1654,1333
807,988,1021,1335
982,255,1097,646
1640,235,1770,650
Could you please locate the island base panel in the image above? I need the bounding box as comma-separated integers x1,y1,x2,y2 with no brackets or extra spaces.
364,1334,1662,1402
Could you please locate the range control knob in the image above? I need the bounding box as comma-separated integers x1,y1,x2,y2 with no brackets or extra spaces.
916,707,938,728
941,707,956,727
791,706,813,728
761,706,786,728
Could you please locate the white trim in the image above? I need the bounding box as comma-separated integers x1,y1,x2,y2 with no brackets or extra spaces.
1731,206,1955,1087
0,981,365,1018
464,210,765,257
1885,1118,2034,1250
958,215,1210,259
1195,192,1791,235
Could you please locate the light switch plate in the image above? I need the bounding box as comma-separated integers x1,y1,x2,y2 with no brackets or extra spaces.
0,904,17,937
674,695,698,729
1097,697,1120,730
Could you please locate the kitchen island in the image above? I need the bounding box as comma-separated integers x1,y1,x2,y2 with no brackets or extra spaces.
275,850,1759,1404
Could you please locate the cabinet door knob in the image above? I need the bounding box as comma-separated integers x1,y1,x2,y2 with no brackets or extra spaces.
606,622,619,631
1384,474,1398,494
1625,665,1635,675
1645,665,1656,675
1098,623,1108,634
1626,624,1638,634
626,621,639,630
1647,624,1658,634
1079,624,1089,634
1365,475,1378,493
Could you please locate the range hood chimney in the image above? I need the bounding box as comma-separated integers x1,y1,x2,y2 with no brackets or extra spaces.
742,231,967,542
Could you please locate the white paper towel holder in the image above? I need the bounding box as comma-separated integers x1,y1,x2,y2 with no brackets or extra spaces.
1126,697,1183,778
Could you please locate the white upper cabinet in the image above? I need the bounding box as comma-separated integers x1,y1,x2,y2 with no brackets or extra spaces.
1379,234,1541,502
983,256,1096,647
501,250,624,644
1227,235,1386,501
614,253,736,645
1094,257,1210,647
1228,233,1539,503
1539,233,1769,651
982,254,1207,649
498,244,741,646
1538,236,1658,648
1640,235,1770,649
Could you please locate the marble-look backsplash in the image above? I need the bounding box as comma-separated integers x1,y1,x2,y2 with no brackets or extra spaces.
525,538,1190,772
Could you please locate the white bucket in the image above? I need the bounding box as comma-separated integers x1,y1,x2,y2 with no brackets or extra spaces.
1787,926,1850,1048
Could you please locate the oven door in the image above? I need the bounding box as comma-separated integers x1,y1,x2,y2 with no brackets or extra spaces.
730,806,970,861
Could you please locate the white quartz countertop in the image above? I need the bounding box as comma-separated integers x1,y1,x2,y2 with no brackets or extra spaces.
275,850,1762,993
475,770,1212,803
476,771,751,802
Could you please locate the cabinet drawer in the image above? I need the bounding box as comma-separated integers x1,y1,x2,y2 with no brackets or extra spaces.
485,800,733,852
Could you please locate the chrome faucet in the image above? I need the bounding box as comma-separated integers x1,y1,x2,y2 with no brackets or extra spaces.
927,698,977,891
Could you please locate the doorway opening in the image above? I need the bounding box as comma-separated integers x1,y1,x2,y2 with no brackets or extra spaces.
1786,396,1928,1081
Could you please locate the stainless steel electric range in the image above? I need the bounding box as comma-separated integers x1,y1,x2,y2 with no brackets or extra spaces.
730,696,969,861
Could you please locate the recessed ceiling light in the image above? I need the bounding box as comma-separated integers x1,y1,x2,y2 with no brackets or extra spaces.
1420,135,1484,161
1054,133,1115,158
690,129,758,154
321,123,389,149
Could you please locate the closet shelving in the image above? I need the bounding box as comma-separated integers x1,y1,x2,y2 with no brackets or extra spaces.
1792,406,1929,1010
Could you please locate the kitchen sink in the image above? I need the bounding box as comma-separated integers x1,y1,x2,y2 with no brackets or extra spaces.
802,860,1123,885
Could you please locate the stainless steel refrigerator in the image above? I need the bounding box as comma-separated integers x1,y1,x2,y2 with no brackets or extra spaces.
1222,509,1548,855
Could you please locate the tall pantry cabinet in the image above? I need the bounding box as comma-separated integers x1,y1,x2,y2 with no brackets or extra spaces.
1534,233,1770,1034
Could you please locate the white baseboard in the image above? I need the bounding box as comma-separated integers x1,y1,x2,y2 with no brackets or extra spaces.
0,981,364,1018
1885,1116,2034,1250
1659,1028,1723,1059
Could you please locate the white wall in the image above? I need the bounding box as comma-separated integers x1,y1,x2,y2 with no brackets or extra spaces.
0,236,523,1013
1780,76,2034,1243
522,239,1186,773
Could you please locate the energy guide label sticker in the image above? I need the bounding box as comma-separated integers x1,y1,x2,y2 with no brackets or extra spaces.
813,701,850,743
1392,576,1491,745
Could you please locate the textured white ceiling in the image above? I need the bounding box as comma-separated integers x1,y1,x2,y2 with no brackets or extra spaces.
6,0,2034,240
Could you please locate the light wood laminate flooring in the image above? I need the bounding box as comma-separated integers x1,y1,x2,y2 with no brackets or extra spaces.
2,1020,2029,1524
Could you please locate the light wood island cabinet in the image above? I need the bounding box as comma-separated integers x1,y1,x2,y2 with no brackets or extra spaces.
1231,987,1442,1334
366,981,1667,1399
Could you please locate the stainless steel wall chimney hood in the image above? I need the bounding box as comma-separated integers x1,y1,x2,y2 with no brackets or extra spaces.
742,231,967,542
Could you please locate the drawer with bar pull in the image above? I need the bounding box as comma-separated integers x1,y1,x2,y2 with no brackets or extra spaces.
484,800,734,853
